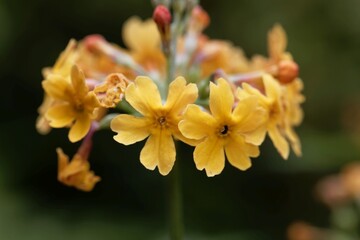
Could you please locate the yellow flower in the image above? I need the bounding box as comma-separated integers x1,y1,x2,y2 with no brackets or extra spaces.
111,76,198,175
42,65,100,142
122,17,166,74
179,78,267,177
36,40,79,135
57,148,100,192
239,74,303,159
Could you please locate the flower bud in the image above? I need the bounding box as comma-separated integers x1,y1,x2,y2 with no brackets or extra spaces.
83,34,106,53
276,60,299,84
153,5,172,55
190,6,210,32
153,5,172,35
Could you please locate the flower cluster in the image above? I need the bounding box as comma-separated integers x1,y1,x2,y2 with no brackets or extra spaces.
37,1,304,191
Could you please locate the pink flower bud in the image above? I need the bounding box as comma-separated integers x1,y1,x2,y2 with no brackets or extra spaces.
153,5,172,34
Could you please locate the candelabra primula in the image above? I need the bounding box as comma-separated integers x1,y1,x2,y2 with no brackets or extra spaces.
37,1,305,192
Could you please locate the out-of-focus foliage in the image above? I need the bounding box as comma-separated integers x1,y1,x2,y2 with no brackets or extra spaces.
0,0,360,239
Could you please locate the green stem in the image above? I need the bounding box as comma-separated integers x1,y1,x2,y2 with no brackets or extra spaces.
169,149,184,240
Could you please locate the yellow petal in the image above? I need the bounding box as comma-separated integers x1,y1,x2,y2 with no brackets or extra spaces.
268,124,289,159
233,95,258,121
68,113,91,143
122,17,160,52
194,136,225,177
209,78,234,120
263,74,281,101
140,130,176,176
268,23,287,61
178,104,216,140
84,92,101,110
71,65,88,99
164,77,198,114
46,103,75,128
42,76,72,101
242,125,267,146
111,114,151,145
285,126,302,157
125,76,162,116
225,136,254,171
56,148,69,172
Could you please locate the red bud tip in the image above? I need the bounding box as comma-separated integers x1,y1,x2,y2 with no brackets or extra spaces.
153,5,172,32
83,34,106,52
277,60,299,84
191,6,210,31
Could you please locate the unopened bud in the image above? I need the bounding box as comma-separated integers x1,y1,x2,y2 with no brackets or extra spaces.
153,5,172,34
153,5,172,55
276,60,299,84
83,34,106,53
190,6,210,32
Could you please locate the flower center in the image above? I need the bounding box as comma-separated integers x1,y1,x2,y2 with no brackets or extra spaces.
219,125,229,136
157,116,167,126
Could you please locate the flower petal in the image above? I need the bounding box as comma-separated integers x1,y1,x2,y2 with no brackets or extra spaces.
71,65,88,99
178,104,216,140
242,125,267,146
140,130,176,176
111,114,151,145
42,76,72,101
164,77,198,114
46,103,75,128
122,17,160,52
125,76,162,116
209,78,234,120
263,74,281,101
68,113,91,143
194,136,225,177
268,124,289,159
84,92,101,110
225,136,254,171
285,126,302,157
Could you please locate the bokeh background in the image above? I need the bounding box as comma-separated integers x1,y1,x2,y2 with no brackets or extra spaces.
0,0,360,239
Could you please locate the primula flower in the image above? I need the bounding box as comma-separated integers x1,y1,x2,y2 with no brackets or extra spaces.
42,65,100,142
239,74,301,159
179,78,267,177
57,148,100,192
36,40,79,134
111,76,198,175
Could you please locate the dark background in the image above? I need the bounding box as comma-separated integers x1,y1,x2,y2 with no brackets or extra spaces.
0,0,360,239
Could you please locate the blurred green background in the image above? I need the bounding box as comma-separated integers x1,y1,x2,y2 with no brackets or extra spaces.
0,0,360,239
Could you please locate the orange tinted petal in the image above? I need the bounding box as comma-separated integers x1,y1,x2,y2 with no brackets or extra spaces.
268,124,289,159
46,103,75,128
